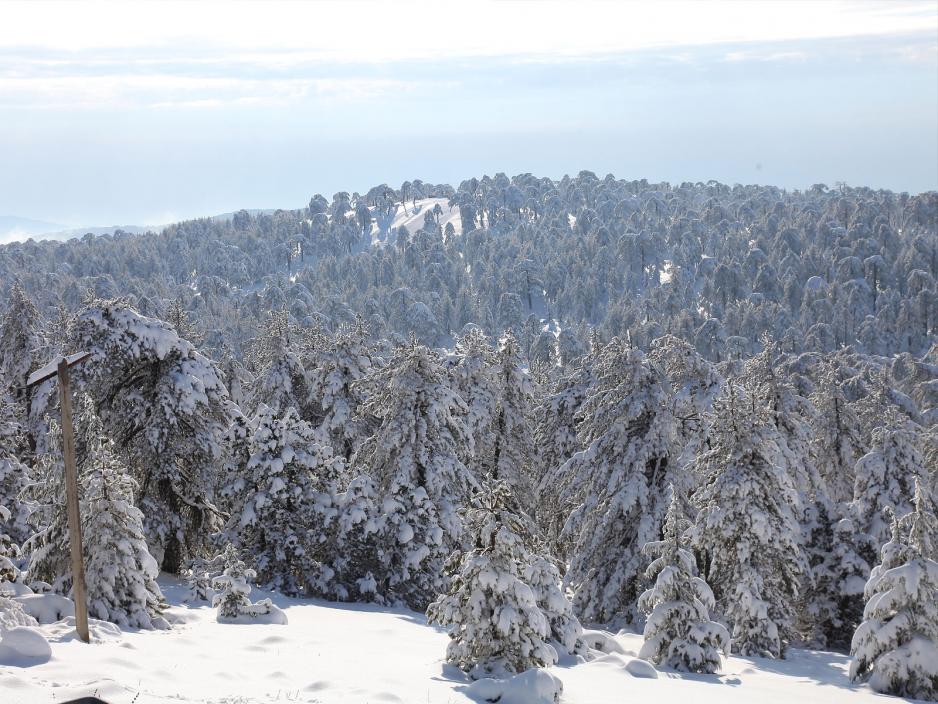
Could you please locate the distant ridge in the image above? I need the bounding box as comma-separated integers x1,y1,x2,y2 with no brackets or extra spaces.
0,207,283,244
0,215,65,242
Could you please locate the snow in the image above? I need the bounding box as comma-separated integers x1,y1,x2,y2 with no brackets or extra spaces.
370,197,462,245
0,575,914,703
0,627,51,663
466,668,563,703
13,593,75,624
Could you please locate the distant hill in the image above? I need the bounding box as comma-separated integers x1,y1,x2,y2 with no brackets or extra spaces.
41,224,156,240
0,208,282,244
0,215,65,243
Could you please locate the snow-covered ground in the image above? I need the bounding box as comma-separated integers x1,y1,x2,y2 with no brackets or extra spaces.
370,197,461,245
0,576,910,704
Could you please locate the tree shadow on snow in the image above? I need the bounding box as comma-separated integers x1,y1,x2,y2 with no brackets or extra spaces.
727,649,867,695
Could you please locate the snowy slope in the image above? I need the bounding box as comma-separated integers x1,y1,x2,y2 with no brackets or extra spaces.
370,197,461,245
0,576,917,704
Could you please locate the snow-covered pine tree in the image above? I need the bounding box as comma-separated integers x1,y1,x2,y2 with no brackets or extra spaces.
744,341,825,499
810,363,865,504
306,319,374,462
638,489,729,673
219,353,252,412
850,482,938,700
486,331,535,501
246,309,316,419
183,544,239,604
0,502,21,587
356,338,475,608
522,553,584,657
547,338,677,624
448,327,497,469
81,433,168,629
533,351,596,556
24,423,71,593
0,392,32,548
212,553,286,624
163,298,202,347
223,405,344,597
329,473,381,600
799,495,873,650
426,481,557,678
852,407,927,550
648,334,723,468
71,299,234,573
808,512,872,651
213,557,257,620
0,283,45,425
691,384,807,658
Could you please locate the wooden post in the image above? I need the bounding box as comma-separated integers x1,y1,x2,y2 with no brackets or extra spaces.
56,359,90,644
28,351,92,644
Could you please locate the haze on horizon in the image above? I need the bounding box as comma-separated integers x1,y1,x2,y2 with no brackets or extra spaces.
0,0,936,232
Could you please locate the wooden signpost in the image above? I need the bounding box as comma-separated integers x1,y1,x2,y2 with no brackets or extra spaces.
27,351,92,644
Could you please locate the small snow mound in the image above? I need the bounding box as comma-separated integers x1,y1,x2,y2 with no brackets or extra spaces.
0,581,33,597
580,629,627,655
625,658,658,679
0,595,38,629
466,668,563,704
0,626,52,661
217,599,288,625
14,593,75,624
43,616,123,643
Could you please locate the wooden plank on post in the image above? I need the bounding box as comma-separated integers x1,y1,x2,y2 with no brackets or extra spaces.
57,358,90,644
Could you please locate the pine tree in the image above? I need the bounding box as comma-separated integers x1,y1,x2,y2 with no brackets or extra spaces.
247,309,316,419
356,340,475,608
426,481,557,678
852,408,926,550
810,364,864,504
799,498,872,650
25,426,71,593
547,338,677,624
71,300,234,573
330,473,382,600
212,554,286,624
486,331,535,501
81,434,168,629
850,483,938,700
638,490,729,673
648,334,723,467
183,545,238,604
449,327,497,468
744,342,824,499
223,405,344,597
306,319,374,462
691,385,807,658
533,353,595,555
522,553,584,657
0,283,45,419
0,502,22,588
0,392,32,547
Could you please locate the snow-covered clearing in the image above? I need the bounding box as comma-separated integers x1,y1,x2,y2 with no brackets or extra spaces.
371,197,461,245
0,576,909,704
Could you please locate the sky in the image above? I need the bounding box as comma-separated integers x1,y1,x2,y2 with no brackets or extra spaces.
0,0,936,231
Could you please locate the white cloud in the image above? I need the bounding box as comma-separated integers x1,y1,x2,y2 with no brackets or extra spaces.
0,0,934,59
0,74,410,110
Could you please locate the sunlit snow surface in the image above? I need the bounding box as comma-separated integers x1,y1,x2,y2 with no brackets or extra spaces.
0,575,913,703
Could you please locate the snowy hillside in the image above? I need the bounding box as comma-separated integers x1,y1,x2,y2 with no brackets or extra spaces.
0,575,914,704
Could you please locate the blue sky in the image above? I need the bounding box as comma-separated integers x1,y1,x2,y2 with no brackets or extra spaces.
0,0,936,228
